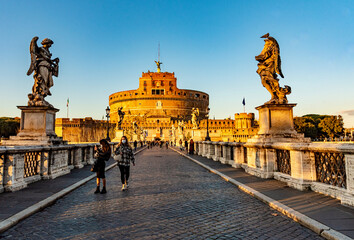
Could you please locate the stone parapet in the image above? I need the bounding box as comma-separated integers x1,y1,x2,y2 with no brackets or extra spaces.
0,142,119,192
195,141,354,207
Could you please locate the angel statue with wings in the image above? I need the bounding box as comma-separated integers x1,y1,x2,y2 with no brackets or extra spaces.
191,108,200,129
255,33,291,104
27,37,59,107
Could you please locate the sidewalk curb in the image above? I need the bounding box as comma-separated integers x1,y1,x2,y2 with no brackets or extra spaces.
171,148,352,240
0,146,147,234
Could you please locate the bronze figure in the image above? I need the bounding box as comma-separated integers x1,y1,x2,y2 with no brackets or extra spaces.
27,37,59,107
255,33,291,104
117,107,125,130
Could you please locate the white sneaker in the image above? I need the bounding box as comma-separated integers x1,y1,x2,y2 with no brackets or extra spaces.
121,184,125,191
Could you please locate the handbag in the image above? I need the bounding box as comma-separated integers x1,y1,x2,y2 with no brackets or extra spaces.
91,161,98,172
113,153,122,162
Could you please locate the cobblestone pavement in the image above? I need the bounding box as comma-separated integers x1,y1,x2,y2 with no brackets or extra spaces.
0,147,323,240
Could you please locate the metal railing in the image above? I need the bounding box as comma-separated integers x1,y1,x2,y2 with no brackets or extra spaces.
314,152,346,189
276,150,291,175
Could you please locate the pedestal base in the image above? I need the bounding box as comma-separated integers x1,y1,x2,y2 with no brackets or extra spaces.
112,129,124,142
2,106,66,146
249,103,310,143
191,130,206,142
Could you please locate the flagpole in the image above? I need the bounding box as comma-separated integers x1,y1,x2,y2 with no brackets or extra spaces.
66,98,69,119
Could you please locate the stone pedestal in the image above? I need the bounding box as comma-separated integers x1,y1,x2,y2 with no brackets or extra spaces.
2,106,65,146
112,129,124,142
245,103,310,180
249,103,309,143
191,129,206,142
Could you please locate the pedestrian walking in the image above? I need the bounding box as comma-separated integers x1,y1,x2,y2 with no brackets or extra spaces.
134,140,138,151
189,139,194,154
179,139,183,150
114,136,135,191
184,140,188,153
93,139,111,194
165,141,168,149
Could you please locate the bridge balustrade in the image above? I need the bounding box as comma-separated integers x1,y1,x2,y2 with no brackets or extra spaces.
196,141,354,207
0,142,120,192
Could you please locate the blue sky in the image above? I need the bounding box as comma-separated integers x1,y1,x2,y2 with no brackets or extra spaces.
1,0,354,127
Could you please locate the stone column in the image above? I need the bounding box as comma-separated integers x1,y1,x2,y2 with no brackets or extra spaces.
231,143,243,168
73,147,84,169
212,143,218,161
201,142,208,157
4,153,27,191
41,151,50,179
220,143,230,164
245,146,276,179
342,154,354,206
287,149,314,190
206,142,215,159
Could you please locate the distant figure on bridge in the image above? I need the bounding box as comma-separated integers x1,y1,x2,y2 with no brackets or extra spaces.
185,140,188,153
114,136,135,191
93,139,111,194
134,140,138,151
189,139,194,154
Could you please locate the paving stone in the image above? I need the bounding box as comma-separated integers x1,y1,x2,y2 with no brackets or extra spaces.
0,148,323,239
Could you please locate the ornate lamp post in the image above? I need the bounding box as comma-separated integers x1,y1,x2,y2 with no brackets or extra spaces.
105,106,110,142
205,107,211,141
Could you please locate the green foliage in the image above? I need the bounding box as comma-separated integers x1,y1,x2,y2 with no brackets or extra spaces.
293,117,318,139
294,114,344,139
318,115,344,138
0,117,20,138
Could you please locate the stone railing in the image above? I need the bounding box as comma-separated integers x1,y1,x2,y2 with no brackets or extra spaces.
195,141,354,207
0,142,133,193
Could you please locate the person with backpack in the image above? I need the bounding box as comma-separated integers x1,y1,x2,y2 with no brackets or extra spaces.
94,139,111,194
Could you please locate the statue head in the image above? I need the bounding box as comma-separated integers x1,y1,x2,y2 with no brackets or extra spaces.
41,38,53,48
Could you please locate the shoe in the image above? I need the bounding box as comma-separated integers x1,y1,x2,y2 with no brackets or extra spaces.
121,184,125,191
125,182,129,189
94,186,100,194
100,187,107,194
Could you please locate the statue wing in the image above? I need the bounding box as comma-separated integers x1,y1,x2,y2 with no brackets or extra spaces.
27,36,39,76
272,37,284,78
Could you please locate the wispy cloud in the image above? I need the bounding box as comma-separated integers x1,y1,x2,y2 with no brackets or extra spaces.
339,110,354,116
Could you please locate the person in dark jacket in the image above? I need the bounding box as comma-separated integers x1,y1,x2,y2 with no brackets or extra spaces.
184,140,188,153
94,139,111,194
189,139,194,154
114,136,135,191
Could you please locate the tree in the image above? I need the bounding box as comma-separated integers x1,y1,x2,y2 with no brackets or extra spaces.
318,115,344,138
0,117,20,138
293,117,318,139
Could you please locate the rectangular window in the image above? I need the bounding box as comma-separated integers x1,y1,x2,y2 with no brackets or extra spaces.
152,89,165,95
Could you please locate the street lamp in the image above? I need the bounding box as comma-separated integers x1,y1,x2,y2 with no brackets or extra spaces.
105,106,110,142
205,107,211,141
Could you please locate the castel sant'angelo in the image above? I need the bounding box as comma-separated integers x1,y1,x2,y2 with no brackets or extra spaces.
56,61,258,143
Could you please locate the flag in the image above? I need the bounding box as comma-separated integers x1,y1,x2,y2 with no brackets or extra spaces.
66,98,69,107
242,97,245,106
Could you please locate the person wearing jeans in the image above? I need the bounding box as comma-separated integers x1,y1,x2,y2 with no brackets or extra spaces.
114,136,135,191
